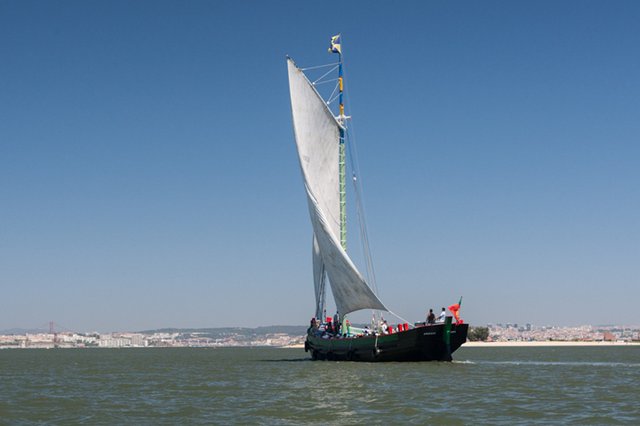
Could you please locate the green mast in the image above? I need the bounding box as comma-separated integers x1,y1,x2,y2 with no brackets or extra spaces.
330,34,347,251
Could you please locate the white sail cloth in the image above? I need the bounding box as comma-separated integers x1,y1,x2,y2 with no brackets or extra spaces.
312,234,326,320
287,58,387,316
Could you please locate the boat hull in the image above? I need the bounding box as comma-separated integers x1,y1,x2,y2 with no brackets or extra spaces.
305,323,468,362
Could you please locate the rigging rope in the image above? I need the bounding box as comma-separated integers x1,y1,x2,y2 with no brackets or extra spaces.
341,59,380,298
341,51,384,326
327,86,341,105
312,65,339,85
324,81,340,105
301,62,341,71
386,311,415,329
313,78,340,86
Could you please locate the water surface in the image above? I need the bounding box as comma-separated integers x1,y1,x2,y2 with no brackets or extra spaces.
1,346,638,424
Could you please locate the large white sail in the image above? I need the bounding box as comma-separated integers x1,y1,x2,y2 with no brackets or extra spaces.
287,58,387,315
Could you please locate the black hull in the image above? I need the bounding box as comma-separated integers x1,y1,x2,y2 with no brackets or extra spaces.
305,323,468,362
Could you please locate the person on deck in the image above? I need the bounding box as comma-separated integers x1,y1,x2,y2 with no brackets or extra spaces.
427,309,436,324
381,320,389,334
333,311,340,335
437,307,446,323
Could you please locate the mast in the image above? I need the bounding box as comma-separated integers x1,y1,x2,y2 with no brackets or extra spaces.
338,56,346,251
329,36,378,322
330,34,347,251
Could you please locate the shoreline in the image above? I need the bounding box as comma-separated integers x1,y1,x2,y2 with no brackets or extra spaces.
462,341,640,347
283,341,639,349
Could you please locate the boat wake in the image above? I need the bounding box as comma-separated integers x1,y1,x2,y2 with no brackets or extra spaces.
476,360,640,368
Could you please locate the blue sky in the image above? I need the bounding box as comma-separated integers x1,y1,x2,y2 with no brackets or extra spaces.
1,1,638,331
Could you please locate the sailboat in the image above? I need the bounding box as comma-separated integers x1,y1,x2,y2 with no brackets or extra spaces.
287,36,468,361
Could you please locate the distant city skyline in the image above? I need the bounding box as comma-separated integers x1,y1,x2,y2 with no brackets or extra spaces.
1,323,638,350
2,1,639,332
2,320,640,337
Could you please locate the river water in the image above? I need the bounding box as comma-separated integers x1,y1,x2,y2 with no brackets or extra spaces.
1,346,638,424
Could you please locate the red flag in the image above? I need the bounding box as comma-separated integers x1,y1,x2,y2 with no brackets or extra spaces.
448,303,463,325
